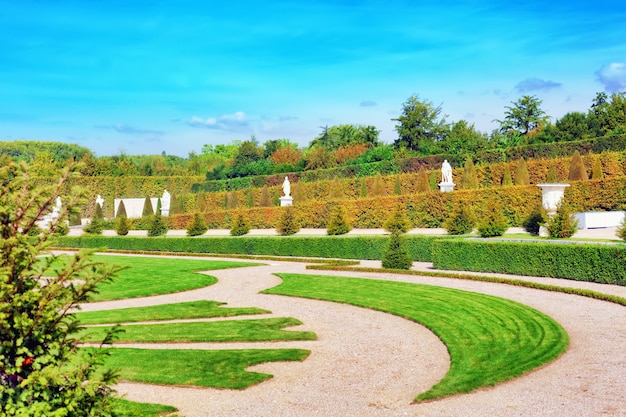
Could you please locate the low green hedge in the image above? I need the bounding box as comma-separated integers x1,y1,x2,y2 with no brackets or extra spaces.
54,235,441,262
431,239,626,285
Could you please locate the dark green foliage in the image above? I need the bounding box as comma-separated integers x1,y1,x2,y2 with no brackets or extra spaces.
115,216,130,236
462,157,478,189
444,205,475,235
381,233,413,269
277,206,300,236
0,162,121,416
523,204,547,235
514,157,530,185
156,198,162,216
27,224,43,236
326,205,352,235
477,201,508,238
69,210,82,226
186,213,208,237
56,234,446,262
568,150,588,181
53,221,70,236
142,197,154,217
544,203,579,238
116,200,128,218
230,212,251,236
383,206,412,234
432,239,626,285
84,204,105,235
147,214,168,237
616,215,626,241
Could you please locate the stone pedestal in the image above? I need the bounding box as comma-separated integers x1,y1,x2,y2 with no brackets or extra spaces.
280,196,293,207
160,208,169,217
438,182,456,193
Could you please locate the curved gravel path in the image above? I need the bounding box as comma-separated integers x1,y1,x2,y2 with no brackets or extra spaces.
82,255,626,417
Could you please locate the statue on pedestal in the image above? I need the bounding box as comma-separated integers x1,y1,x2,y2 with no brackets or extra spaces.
282,176,291,197
441,160,453,183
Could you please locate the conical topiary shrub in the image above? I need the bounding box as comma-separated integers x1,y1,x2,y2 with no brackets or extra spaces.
370,173,386,196
415,168,431,193
462,157,478,189
393,176,402,195
591,156,604,180
259,185,272,207
514,157,529,186
276,206,300,236
383,206,412,234
501,165,513,186
326,205,352,235
187,213,208,237
116,200,128,218
546,164,558,183
230,212,251,236
381,233,413,270
444,205,475,235
115,216,130,236
147,213,168,237
477,200,509,238
568,150,588,181
142,197,154,217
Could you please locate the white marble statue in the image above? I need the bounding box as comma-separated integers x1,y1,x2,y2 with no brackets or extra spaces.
441,160,453,183
95,194,105,208
282,176,291,197
52,196,62,218
161,189,171,211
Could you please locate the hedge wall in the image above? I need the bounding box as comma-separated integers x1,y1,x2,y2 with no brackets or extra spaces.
431,239,626,285
54,235,441,262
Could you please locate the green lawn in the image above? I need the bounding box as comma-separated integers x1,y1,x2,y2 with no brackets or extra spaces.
84,255,260,301
114,398,180,417
81,318,316,343
101,348,310,389
76,300,269,324
265,273,569,402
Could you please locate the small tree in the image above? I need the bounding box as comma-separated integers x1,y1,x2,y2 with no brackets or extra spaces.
292,182,307,204
370,173,386,196
568,150,588,181
544,203,579,238
259,185,272,207
83,203,104,235
359,179,368,197
326,205,352,235
501,164,513,186
514,157,530,185
0,162,121,416
462,157,478,189
591,157,604,180
246,188,254,208
187,213,208,237
381,233,413,270
116,200,128,218
383,206,412,234
415,168,431,193
156,198,162,216
393,176,402,195
523,203,547,236
142,196,154,217
230,212,251,236
444,205,475,235
115,215,130,236
477,200,509,238
546,164,558,183
276,206,300,236
147,213,168,237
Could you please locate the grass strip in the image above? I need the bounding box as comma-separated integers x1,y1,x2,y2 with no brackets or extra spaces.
76,300,270,324
265,273,569,402
114,398,179,417
80,318,317,343
82,255,260,301
306,263,626,307
100,348,310,389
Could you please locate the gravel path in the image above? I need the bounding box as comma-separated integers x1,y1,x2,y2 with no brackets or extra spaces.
83,255,626,417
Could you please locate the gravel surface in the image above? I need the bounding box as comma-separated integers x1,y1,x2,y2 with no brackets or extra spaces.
81,255,626,417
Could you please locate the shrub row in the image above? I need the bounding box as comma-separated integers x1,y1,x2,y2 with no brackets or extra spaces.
431,239,626,285
54,235,440,262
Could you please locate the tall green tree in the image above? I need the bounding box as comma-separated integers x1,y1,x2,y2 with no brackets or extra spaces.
0,162,121,416
496,95,549,138
441,120,489,156
392,95,448,154
310,125,380,150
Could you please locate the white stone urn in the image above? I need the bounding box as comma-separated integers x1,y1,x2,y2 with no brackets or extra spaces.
536,183,570,215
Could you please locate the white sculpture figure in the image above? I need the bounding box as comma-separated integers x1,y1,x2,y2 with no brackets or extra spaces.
282,176,291,197
52,196,62,218
161,190,171,210
95,194,105,208
441,160,453,183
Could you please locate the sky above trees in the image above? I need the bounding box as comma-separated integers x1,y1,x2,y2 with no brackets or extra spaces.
1,0,625,156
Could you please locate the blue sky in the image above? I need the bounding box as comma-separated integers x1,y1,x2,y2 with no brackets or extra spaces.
1,0,625,157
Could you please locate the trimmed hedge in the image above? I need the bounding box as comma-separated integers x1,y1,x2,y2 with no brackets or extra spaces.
431,239,626,285
54,235,441,262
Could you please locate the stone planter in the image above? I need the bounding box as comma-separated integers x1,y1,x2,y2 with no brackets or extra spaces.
536,183,570,215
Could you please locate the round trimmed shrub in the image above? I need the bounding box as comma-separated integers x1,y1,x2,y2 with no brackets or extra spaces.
444,205,475,235
230,212,251,236
381,233,413,270
187,213,208,237
326,205,352,236
147,214,168,237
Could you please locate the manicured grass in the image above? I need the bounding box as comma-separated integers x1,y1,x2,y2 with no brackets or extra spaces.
101,348,310,389
81,318,316,343
75,300,269,324
265,273,569,402
85,255,261,301
114,398,179,417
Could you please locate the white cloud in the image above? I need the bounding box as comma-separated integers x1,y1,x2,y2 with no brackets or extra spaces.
186,111,249,130
360,100,377,107
95,123,163,135
595,63,626,93
515,78,562,93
